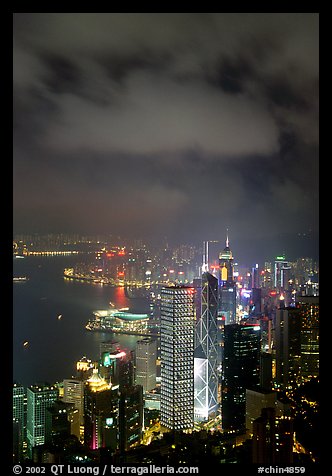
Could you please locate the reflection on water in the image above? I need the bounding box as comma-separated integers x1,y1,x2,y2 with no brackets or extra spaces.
13,256,149,386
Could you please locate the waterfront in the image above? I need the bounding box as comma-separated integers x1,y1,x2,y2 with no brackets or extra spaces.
13,255,150,387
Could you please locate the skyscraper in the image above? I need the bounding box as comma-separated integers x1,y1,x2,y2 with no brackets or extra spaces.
218,233,236,325
194,271,219,422
13,383,26,462
63,379,85,426
84,368,119,451
119,385,143,452
274,255,290,290
135,338,157,393
26,384,59,457
222,324,260,431
297,295,319,381
160,285,195,431
275,306,302,390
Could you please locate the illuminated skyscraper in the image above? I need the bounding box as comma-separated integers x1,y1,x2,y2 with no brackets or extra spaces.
222,324,260,431
13,383,26,462
276,295,320,389
26,384,58,457
135,338,157,392
297,295,319,381
63,379,85,426
194,271,219,421
275,306,302,390
218,232,236,325
160,285,195,431
274,255,290,290
84,368,119,451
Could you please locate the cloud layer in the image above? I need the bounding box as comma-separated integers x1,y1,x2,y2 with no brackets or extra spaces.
13,13,319,262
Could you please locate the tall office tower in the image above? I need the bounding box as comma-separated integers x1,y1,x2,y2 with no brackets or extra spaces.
222,324,260,431
251,264,260,289
84,368,119,451
135,338,157,393
63,379,85,426
274,255,290,290
26,384,59,457
218,233,236,325
252,407,294,464
119,385,143,452
297,295,319,381
194,271,219,422
275,306,302,390
160,285,195,431
13,383,25,463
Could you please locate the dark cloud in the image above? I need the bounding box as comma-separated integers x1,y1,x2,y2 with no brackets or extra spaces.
13,13,319,263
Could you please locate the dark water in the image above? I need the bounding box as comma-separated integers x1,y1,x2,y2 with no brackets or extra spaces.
13,255,149,387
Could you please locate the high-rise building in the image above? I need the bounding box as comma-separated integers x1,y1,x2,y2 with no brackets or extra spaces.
252,407,294,464
251,264,260,289
84,368,119,451
26,384,59,457
274,256,290,290
297,295,319,381
135,338,157,393
218,233,236,325
160,285,195,431
13,383,26,462
63,379,85,426
222,324,260,431
119,385,143,452
194,271,219,422
275,306,302,390
45,400,79,444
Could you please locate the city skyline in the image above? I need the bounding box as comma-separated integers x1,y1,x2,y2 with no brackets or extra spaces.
12,13,319,468
13,13,319,264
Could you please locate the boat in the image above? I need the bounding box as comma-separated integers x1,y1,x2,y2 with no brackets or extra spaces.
13,276,28,282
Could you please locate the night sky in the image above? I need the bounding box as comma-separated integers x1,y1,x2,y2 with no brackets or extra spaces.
13,13,319,264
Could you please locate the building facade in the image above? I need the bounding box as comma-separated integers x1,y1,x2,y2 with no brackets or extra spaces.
160,285,195,431
13,383,26,462
84,369,119,451
297,295,319,381
222,324,260,431
63,379,85,426
119,385,143,452
218,235,236,326
194,271,219,422
26,384,59,456
135,338,157,393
